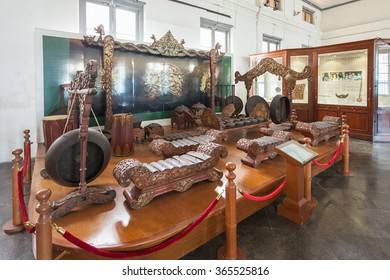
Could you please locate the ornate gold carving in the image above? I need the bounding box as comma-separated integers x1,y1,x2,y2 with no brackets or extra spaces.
209,43,223,111
292,83,305,100
143,63,184,100
234,57,313,100
83,29,211,59
149,31,186,56
102,35,114,131
69,60,98,91
250,103,268,119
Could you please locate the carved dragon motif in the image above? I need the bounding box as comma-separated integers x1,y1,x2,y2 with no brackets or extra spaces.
234,57,313,100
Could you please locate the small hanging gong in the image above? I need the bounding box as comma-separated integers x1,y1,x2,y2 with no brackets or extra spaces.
270,94,291,124
45,128,111,187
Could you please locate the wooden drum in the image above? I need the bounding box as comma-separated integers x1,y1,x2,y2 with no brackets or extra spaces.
42,115,72,152
111,113,134,156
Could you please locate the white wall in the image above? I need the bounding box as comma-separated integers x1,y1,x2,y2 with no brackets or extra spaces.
0,0,323,163
0,0,79,163
321,0,390,45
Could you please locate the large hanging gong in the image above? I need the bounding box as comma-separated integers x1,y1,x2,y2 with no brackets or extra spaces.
224,95,243,117
270,94,291,124
45,128,111,187
245,95,270,117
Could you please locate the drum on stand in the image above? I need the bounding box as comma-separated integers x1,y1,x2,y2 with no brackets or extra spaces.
111,113,134,156
42,115,72,152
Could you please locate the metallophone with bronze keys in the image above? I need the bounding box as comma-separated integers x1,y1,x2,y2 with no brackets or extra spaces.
295,116,341,146
148,129,228,158
236,130,293,168
113,142,228,209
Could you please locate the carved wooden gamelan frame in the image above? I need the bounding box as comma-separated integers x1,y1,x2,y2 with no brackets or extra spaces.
82,26,224,131
234,57,313,101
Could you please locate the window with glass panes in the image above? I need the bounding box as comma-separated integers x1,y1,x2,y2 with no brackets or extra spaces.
80,0,144,41
200,18,231,53
302,7,314,24
378,53,389,95
262,35,281,52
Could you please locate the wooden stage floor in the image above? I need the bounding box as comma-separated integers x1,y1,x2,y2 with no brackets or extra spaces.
28,126,341,259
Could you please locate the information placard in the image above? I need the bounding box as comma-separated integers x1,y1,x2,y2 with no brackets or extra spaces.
275,140,318,166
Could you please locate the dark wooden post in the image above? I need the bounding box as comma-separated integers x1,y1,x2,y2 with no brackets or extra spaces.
23,129,32,185
35,189,53,260
3,149,25,234
290,108,298,128
217,162,245,260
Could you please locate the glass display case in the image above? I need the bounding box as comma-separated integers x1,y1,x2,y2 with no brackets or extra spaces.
290,55,309,104
248,38,390,141
317,49,368,107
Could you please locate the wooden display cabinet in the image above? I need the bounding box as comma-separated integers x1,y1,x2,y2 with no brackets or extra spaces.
313,40,375,141
249,38,390,141
287,49,314,123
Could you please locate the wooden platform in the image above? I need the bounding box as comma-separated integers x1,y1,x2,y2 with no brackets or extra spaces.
28,126,341,259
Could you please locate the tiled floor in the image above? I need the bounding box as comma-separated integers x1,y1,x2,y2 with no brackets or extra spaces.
1,139,390,260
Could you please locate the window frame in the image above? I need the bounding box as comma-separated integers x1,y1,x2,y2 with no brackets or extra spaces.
262,34,282,52
79,0,145,42
302,6,315,25
200,17,232,53
378,52,389,96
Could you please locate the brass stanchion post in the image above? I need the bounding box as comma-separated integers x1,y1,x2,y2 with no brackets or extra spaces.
35,189,52,260
303,138,318,208
337,122,353,176
217,162,245,260
3,149,25,234
23,129,32,185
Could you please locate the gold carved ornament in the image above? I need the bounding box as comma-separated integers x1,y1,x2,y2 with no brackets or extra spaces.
102,35,114,131
234,57,313,100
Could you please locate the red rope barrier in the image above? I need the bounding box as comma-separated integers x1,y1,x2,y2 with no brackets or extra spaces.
59,197,220,259
17,170,35,233
240,180,286,201
22,142,30,178
313,141,344,168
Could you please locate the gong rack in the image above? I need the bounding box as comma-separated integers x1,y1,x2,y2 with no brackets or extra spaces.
45,60,115,220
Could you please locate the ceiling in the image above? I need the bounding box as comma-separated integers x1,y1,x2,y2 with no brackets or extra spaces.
305,0,361,10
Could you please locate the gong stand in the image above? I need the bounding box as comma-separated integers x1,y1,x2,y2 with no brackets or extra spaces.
50,63,115,220
234,57,313,122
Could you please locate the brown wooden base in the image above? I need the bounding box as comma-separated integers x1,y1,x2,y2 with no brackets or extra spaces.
3,220,25,234
217,245,246,260
307,196,319,208
277,198,314,225
50,186,116,220
336,168,354,177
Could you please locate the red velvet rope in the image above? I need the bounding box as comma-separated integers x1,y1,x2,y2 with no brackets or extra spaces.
22,142,30,177
17,170,35,233
313,141,344,168
240,180,286,201
61,197,220,259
